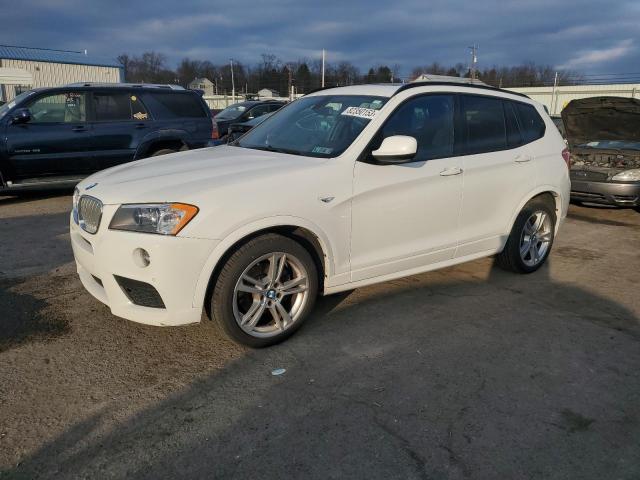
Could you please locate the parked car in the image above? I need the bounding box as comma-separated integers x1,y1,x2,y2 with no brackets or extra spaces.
551,115,566,140
213,100,284,139
227,112,274,143
0,83,213,191
562,97,640,208
71,82,569,347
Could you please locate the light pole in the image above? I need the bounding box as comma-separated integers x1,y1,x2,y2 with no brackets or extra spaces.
230,58,235,104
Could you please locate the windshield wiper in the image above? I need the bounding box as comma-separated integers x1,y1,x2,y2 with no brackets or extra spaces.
244,144,300,155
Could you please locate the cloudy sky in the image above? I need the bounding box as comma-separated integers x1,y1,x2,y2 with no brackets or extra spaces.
3,0,639,77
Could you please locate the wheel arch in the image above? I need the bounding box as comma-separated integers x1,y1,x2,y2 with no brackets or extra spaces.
193,217,333,318
134,130,190,159
505,187,564,243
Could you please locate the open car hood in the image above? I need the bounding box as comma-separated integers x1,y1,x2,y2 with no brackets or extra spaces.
561,96,640,149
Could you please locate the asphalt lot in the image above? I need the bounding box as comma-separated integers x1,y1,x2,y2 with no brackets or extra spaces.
0,193,639,479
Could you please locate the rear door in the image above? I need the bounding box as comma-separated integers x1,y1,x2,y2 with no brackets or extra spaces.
455,94,537,257
90,90,150,169
141,91,211,147
5,90,93,180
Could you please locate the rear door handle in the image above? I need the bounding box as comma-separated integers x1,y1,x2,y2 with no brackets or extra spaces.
71,125,87,132
135,123,147,129
515,154,533,163
439,166,463,176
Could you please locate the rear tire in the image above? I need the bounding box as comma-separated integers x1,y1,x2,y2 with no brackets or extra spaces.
211,234,318,347
150,148,177,157
496,196,556,273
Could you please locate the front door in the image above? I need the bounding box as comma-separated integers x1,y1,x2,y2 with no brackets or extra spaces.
351,94,463,282
5,91,93,180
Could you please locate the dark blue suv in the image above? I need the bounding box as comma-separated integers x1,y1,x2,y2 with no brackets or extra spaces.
0,83,213,190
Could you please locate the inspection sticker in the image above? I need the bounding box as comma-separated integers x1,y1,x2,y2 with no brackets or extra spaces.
341,106,378,120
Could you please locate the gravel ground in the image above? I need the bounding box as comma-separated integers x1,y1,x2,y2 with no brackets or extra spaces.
0,193,639,479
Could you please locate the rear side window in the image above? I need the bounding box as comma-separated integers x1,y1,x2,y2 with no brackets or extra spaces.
461,95,507,154
144,92,207,119
504,101,522,148
93,92,150,122
515,102,545,143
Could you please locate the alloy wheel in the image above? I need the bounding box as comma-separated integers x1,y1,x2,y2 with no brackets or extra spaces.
232,252,310,338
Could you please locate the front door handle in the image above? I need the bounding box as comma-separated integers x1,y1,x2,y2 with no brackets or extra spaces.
515,154,533,163
440,166,463,176
71,125,87,132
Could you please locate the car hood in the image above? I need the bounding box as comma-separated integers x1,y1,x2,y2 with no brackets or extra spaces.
78,146,326,205
561,96,640,149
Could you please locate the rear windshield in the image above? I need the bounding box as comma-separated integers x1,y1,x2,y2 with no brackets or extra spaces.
142,92,208,119
215,104,249,120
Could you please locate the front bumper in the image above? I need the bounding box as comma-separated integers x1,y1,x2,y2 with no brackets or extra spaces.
70,208,218,326
570,179,640,207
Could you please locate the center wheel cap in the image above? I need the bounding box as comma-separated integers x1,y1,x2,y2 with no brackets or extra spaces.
266,289,277,300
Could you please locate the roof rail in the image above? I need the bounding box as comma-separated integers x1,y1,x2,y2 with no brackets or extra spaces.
66,82,185,90
393,81,530,99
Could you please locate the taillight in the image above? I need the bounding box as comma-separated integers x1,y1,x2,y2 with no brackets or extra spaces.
211,119,219,140
561,148,571,169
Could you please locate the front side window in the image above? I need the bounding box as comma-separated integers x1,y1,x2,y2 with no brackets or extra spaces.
461,95,507,154
237,95,387,158
373,94,455,161
247,104,271,119
27,92,87,123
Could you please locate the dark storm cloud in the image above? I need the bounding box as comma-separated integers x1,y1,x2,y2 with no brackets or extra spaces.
2,0,639,75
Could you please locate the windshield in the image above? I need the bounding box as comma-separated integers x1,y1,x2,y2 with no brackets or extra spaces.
215,104,248,120
0,91,35,119
577,140,640,151
236,95,387,158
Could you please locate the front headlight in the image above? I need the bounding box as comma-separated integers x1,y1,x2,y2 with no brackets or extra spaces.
612,169,640,181
109,203,199,235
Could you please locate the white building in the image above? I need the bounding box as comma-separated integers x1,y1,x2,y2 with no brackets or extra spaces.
188,77,215,96
257,88,280,98
0,44,123,102
507,83,640,115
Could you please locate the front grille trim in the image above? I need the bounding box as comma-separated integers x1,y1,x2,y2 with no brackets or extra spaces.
78,196,103,234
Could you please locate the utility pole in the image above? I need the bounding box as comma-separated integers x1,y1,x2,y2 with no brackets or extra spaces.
468,44,478,81
287,64,293,101
551,71,559,114
229,58,235,103
321,49,325,88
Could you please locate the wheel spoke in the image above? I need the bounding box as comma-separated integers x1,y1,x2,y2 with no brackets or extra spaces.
241,301,266,328
529,242,538,263
238,275,264,295
275,302,291,329
279,275,308,295
267,253,286,286
538,231,552,242
269,305,284,331
533,212,546,233
524,219,536,235
520,239,531,258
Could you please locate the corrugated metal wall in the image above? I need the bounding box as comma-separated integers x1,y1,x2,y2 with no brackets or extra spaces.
0,59,122,101
507,83,640,115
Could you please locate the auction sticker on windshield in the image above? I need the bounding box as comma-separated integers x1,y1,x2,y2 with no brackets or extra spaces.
341,106,378,119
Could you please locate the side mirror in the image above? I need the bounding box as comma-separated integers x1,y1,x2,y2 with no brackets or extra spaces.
11,108,32,125
371,135,417,163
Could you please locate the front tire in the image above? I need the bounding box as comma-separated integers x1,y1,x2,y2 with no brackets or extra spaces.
211,234,318,347
496,196,556,273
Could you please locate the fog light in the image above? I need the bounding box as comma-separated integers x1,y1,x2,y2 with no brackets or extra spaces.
133,248,150,268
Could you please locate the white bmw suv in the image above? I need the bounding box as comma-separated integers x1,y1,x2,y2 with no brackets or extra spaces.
71,82,570,347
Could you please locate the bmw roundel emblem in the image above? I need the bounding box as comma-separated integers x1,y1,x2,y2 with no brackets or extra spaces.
85,182,98,190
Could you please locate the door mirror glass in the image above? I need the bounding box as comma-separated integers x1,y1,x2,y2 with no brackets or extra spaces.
371,135,417,163
11,108,32,124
